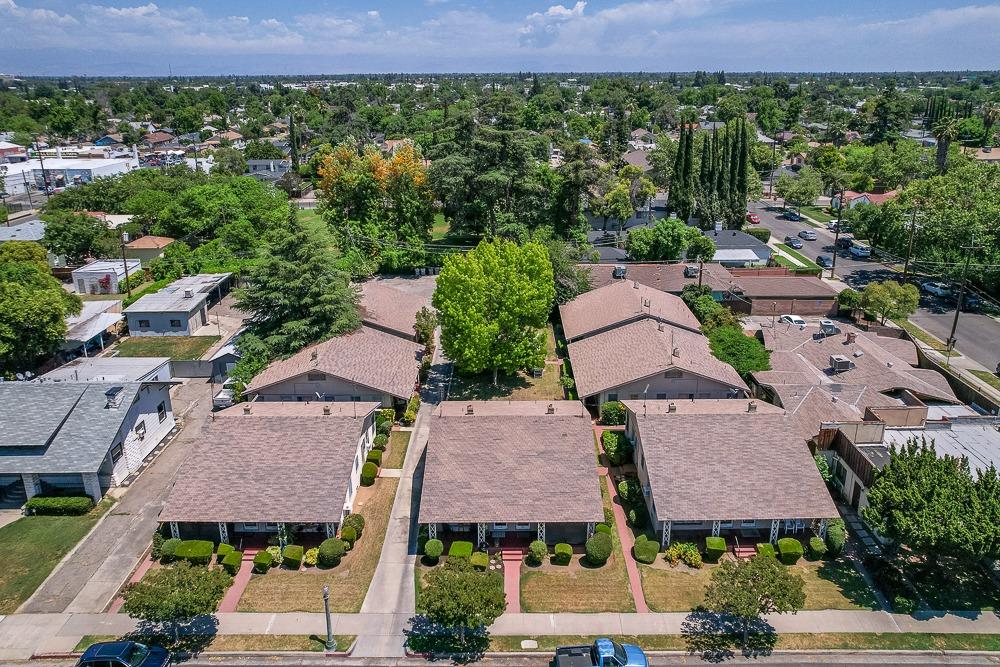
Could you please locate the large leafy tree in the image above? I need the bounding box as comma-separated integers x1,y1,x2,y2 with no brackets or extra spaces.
121,562,231,641
775,167,823,211
420,561,505,645
235,207,361,356
707,326,770,377
625,217,713,262
704,555,806,648
859,280,919,325
41,211,119,264
433,239,554,384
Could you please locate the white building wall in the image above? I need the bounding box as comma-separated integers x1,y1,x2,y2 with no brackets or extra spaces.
249,373,394,406
72,268,127,295
342,416,377,518
598,370,742,404
126,307,205,336
108,383,175,484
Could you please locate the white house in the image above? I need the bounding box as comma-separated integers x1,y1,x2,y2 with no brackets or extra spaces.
123,273,232,336
71,259,141,295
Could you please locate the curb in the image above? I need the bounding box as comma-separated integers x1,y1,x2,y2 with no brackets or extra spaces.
32,638,357,661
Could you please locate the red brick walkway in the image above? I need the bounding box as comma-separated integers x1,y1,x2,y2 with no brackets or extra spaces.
217,553,256,613
501,549,523,613
107,554,156,614
604,475,649,613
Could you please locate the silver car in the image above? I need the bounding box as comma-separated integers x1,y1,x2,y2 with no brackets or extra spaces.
798,230,817,241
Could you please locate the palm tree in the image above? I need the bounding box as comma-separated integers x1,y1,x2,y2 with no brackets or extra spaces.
982,102,999,149
932,116,959,174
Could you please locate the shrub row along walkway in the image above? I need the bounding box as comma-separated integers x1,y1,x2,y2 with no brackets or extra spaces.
604,475,649,613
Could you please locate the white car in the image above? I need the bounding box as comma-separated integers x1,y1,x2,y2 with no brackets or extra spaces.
921,281,951,298
779,315,807,326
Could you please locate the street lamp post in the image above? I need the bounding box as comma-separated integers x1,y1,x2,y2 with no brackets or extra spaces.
322,585,336,652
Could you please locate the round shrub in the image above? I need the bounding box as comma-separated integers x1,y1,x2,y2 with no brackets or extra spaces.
252,550,273,573
599,401,626,425
825,520,847,557
626,507,646,529
221,550,242,575
448,540,474,559
424,538,444,562
808,537,828,560
777,537,804,565
304,547,319,567
216,543,234,563
175,540,214,566
893,595,918,614
373,433,389,450
704,536,726,563
159,538,181,562
470,551,489,571
553,543,573,565
361,462,378,486
603,430,631,465
367,449,383,466
342,513,365,538
595,523,613,535
318,538,347,568
528,540,548,565
617,478,639,502
377,420,392,436
341,525,358,547
585,532,613,566
282,544,305,570
633,535,659,564
266,545,282,566
377,407,396,425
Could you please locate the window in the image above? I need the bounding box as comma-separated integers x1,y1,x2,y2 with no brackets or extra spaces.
134,420,146,438
307,372,326,381
664,369,683,378
110,443,124,463
719,520,733,529
137,319,150,328
514,523,531,530
157,401,167,422
607,393,619,401
169,319,182,328
493,522,508,530
655,393,667,400
741,519,757,528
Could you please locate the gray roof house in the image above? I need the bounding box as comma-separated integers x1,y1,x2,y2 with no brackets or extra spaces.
124,273,231,336
702,229,772,266
419,401,604,546
0,380,176,508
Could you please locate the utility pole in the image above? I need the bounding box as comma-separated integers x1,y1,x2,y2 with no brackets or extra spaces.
902,205,919,282
767,139,777,198
120,231,133,298
0,165,7,225
946,236,981,365
829,187,845,280
698,257,704,288
33,135,51,202
21,171,34,210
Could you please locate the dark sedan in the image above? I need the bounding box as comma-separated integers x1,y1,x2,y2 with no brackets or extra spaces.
76,642,169,667
816,255,833,268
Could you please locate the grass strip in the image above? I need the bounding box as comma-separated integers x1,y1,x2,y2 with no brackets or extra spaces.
776,243,821,270
970,370,1000,393
74,633,356,653
895,320,961,357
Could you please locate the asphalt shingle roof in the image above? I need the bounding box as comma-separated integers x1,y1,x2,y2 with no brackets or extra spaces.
559,281,701,342
358,280,433,340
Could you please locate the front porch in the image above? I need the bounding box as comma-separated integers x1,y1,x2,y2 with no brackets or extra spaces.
163,520,341,548
425,520,595,549
662,518,831,556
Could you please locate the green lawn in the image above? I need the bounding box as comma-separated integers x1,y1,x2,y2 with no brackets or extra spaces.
383,430,410,469
75,633,355,653
895,319,960,357
800,204,836,223
431,212,449,240
970,369,1000,392
0,499,114,614
776,243,822,270
115,335,220,360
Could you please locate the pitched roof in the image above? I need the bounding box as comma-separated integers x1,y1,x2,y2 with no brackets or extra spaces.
418,401,604,524
581,263,736,294
358,279,434,339
559,280,701,342
160,403,378,523
622,150,652,171
245,325,422,399
627,404,838,522
568,318,746,398
732,276,839,299
143,131,175,144
125,235,174,249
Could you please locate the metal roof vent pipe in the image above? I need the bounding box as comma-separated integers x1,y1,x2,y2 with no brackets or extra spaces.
667,402,677,413
747,400,758,413
546,403,555,414
243,404,252,415
466,404,474,415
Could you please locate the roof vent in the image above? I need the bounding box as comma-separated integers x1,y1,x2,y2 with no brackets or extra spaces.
747,400,757,413
667,401,677,413
243,404,252,415
323,405,331,415
310,349,318,362
546,403,555,414
632,280,640,289
183,288,194,298
887,361,893,368
832,395,839,403
642,298,650,308
672,347,680,357
853,350,864,358
846,332,857,344
466,404,474,415
657,321,665,332
105,386,125,408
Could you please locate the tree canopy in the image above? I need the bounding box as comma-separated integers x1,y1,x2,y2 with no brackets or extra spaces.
625,217,715,262
420,560,506,644
121,561,231,640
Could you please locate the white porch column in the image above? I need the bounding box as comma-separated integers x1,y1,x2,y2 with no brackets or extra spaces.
278,523,287,548
586,522,595,540
537,523,546,543
82,472,102,505
819,518,828,539
169,521,179,539
427,523,437,540
661,521,672,547
477,522,488,547
711,520,721,537
325,522,336,538
21,473,38,500
770,519,780,544
218,522,229,544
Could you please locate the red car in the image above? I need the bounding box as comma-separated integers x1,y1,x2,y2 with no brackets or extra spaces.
745,212,761,224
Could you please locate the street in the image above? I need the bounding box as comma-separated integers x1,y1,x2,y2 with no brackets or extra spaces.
750,200,1000,373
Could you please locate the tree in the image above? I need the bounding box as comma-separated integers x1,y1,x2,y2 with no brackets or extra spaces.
932,116,959,174
420,561,505,645
707,326,771,376
121,561,231,641
703,555,806,648
235,207,360,356
859,280,919,324
981,102,999,149
243,140,285,160
543,236,593,305
211,147,247,177
432,239,554,384
41,211,118,264
0,240,48,269
774,167,822,211
625,217,709,262
414,306,438,345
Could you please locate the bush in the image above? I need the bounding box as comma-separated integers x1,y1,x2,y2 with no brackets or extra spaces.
626,507,647,529
553,543,573,565
808,537,828,560
376,420,392,437
266,545,282,565
893,595,918,614
585,532,613,566
664,542,702,568
705,536,727,563
160,538,181,562
528,540,548,565
448,540,473,559
633,535,659,564
373,433,389,450
304,548,319,567
599,401,626,425
424,538,444,562
755,543,776,559
216,543,234,563
253,550,273,573
175,540,214,566
745,226,771,243
343,513,365,538
595,523,613,535
361,462,378,486
825,520,847,557
318,538,347,568
777,538,804,565
221,550,242,575
151,532,165,560
470,552,489,571
377,407,396,425
617,478,640,502
707,325,771,376
366,449,383,466
282,544,304,570
341,525,358,548
402,394,420,425
25,495,93,516
602,430,632,465
864,555,919,613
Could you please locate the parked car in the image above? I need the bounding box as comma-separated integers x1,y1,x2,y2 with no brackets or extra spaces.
779,314,807,326
816,255,833,268
555,639,648,667
921,281,952,298
959,293,982,312
783,235,804,249
745,212,761,224
826,221,839,231
849,240,872,258
782,210,803,221
836,236,855,250
75,642,169,667
212,378,237,410
798,230,818,241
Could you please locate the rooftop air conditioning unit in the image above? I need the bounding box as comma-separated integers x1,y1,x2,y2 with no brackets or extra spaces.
819,320,840,336
830,355,852,373
612,265,628,279
183,288,194,298
683,265,699,278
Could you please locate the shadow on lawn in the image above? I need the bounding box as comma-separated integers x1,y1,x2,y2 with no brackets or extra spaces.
404,615,489,663
815,559,881,610
447,371,532,400
681,610,777,663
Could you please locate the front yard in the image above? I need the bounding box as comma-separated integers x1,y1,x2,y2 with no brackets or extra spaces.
236,478,398,613
519,479,635,613
0,498,114,614
383,430,411,469
447,324,566,401
640,556,878,612
115,335,220,360
901,556,1000,611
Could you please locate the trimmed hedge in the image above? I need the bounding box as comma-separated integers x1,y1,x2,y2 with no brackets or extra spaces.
585,532,613,566
282,544,304,570
341,525,357,548
373,433,389,450
808,537,828,560
745,227,771,243
343,513,365,538
402,394,420,426
361,462,378,486
366,449,383,466
253,551,273,573
424,538,444,561
216,543,234,563
160,538,181,562
318,538,346,568
377,407,396,425
599,401,626,425
470,551,489,571
448,540,473,559
595,523,613,535
175,540,214,566
553,543,573,565
221,550,242,575
603,430,631,465
825,520,847,557
755,543,776,559
528,540,547,565
705,536,726,563
633,535,659,564
777,538,804,565
376,420,392,437
25,495,93,516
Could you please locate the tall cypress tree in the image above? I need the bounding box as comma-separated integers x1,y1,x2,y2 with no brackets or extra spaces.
288,108,298,167
670,124,688,218
726,123,739,226
718,124,731,224
734,120,750,229
680,123,696,222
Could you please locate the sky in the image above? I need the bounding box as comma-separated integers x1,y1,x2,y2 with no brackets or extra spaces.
1,0,999,76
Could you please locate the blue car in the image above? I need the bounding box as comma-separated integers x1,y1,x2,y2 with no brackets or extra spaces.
555,638,648,667
76,642,170,667
783,210,803,221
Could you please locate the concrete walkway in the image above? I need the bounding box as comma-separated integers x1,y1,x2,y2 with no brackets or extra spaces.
605,476,649,613
19,380,214,614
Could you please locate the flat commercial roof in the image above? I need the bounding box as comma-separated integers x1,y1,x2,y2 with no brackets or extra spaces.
880,420,1000,476
73,259,140,275
124,273,230,315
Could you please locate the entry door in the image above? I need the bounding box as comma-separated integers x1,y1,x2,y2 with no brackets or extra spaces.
76,278,85,292
851,481,862,508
